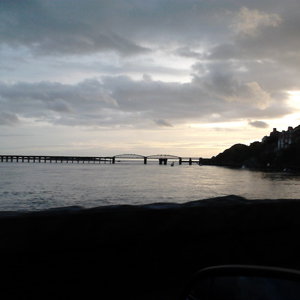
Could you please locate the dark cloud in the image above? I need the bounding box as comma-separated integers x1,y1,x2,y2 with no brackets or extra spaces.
154,119,173,127
0,0,245,57
175,47,203,59
0,112,19,126
0,0,149,56
249,120,269,128
1,0,299,61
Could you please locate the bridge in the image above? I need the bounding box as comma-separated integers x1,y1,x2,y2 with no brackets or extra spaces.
0,154,203,165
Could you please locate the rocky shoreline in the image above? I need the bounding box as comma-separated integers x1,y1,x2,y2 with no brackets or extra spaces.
1,195,300,299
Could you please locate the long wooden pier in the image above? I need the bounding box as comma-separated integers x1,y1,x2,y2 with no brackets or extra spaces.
0,154,204,165
0,155,115,164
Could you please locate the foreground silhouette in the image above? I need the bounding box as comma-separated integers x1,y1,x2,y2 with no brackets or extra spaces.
0,195,300,299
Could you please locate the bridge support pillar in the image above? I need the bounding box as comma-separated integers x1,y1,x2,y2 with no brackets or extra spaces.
112,157,115,164
189,158,192,165
144,157,147,164
179,157,182,165
159,158,168,165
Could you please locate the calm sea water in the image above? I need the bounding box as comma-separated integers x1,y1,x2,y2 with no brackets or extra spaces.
0,161,300,211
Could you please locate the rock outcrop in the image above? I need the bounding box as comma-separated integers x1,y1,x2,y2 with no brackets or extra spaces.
1,196,300,299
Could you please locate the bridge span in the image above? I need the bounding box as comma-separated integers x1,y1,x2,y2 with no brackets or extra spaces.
114,154,202,165
0,154,203,165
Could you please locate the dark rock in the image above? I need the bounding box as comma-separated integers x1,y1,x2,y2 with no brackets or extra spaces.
0,195,300,299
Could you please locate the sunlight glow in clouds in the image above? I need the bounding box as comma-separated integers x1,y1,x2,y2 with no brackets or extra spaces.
271,91,300,130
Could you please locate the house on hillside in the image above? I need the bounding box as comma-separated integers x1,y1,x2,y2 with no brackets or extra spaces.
277,126,294,150
262,126,300,151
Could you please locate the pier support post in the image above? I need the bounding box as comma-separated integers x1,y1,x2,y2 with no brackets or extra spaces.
144,157,147,164
189,158,192,165
112,157,115,164
179,157,182,165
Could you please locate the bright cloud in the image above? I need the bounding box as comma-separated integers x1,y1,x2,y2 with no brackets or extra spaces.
231,7,282,36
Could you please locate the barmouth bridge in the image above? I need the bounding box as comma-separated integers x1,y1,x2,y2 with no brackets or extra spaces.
0,154,204,165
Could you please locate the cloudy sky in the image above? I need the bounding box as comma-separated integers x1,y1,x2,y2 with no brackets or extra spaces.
1,0,300,157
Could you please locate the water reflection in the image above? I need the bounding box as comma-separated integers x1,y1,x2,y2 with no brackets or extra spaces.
261,171,300,181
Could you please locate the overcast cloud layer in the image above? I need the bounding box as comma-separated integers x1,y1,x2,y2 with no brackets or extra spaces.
1,0,300,155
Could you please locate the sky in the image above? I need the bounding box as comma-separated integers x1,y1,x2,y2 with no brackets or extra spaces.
1,0,300,157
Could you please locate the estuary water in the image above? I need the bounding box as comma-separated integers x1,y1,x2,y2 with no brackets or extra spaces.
0,161,300,211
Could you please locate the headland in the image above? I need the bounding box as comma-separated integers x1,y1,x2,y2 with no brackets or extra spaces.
208,125,300,171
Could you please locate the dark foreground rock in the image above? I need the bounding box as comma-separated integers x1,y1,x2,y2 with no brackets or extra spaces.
1,195,300,299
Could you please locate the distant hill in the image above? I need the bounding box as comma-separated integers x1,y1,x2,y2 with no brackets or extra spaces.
210,125,300,171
